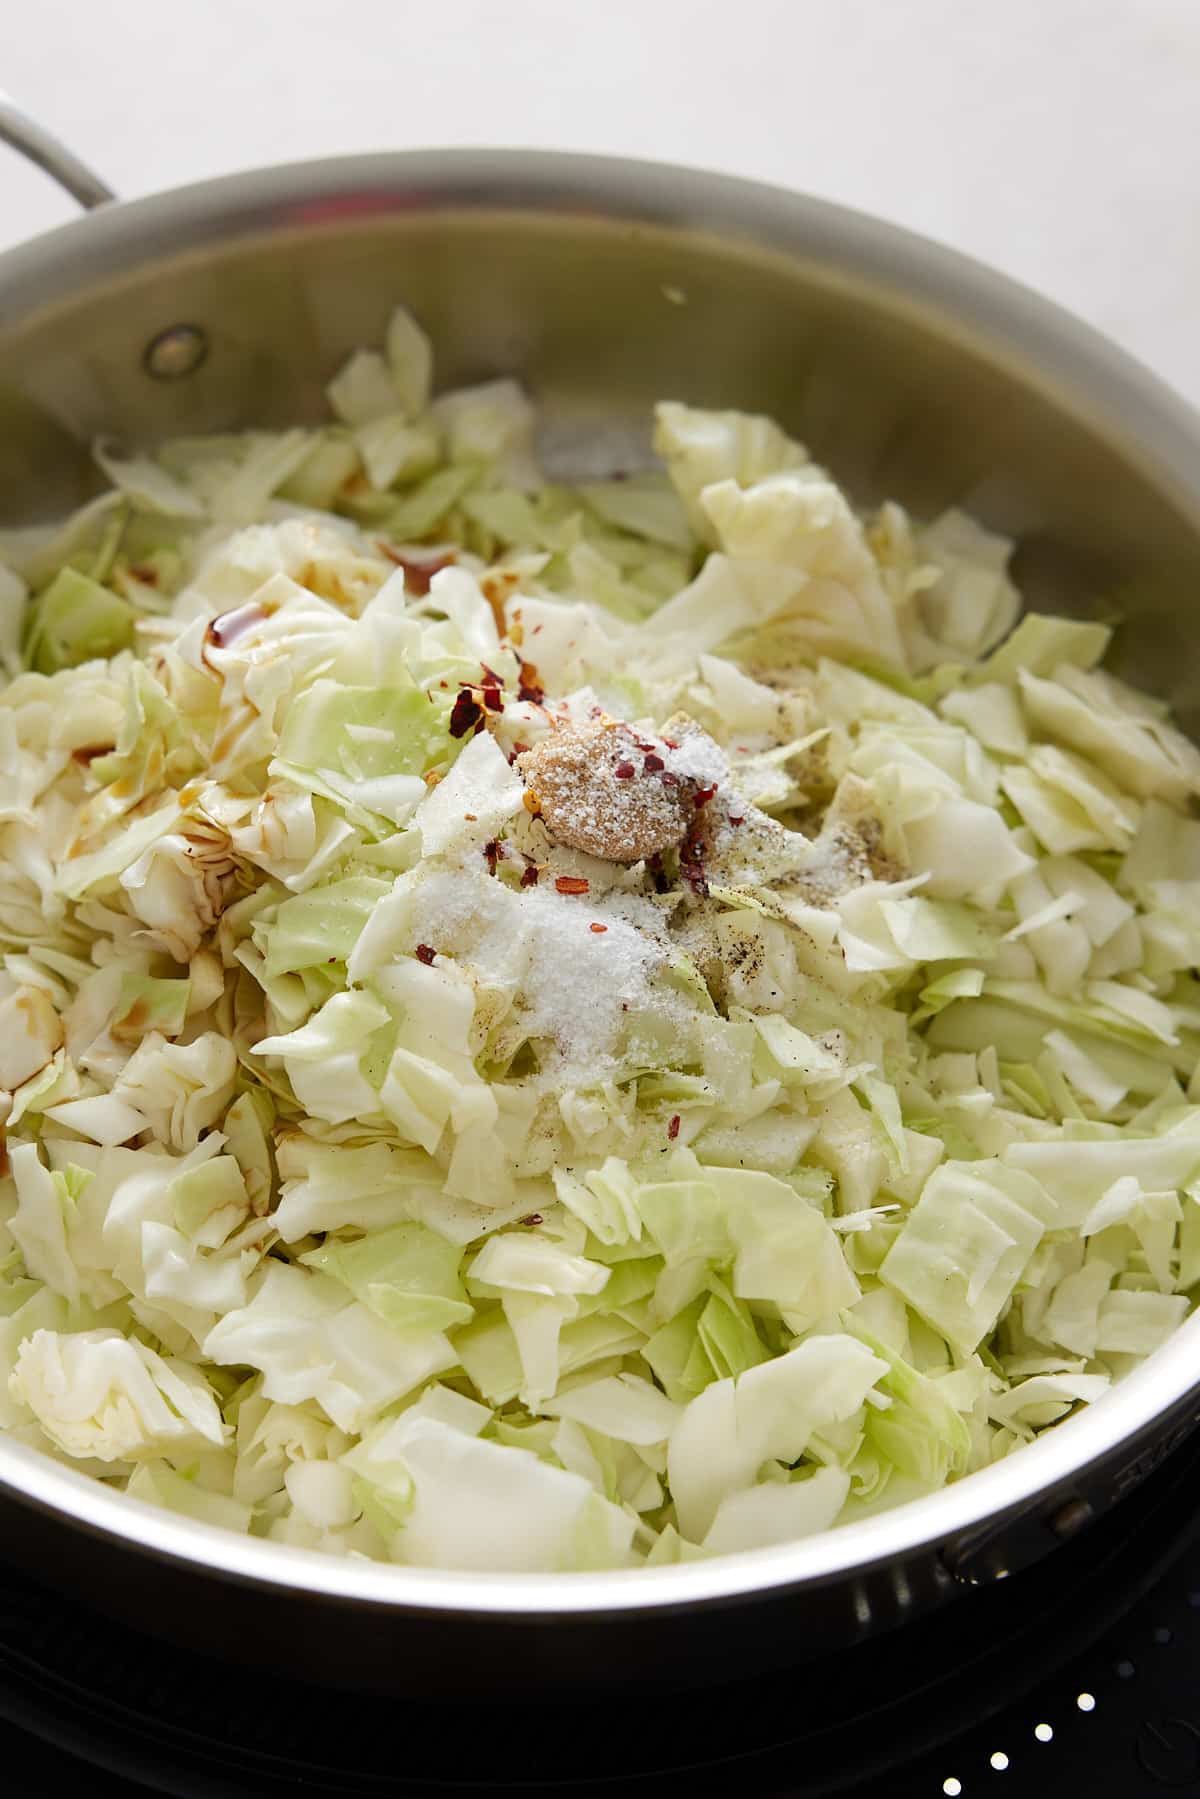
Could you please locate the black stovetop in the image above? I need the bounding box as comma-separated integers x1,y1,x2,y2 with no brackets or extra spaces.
4,1428,1200,1799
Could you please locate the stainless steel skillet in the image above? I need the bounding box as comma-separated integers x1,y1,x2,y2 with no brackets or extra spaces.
2,95,1200,1694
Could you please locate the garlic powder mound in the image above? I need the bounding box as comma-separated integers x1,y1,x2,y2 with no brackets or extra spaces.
517,715,728,862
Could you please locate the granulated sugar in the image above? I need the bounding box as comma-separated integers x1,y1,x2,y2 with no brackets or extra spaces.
659,714,730,790
512,885,670,1066
406,862,672,1070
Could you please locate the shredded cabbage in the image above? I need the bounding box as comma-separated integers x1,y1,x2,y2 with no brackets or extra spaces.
0,307,1197,1572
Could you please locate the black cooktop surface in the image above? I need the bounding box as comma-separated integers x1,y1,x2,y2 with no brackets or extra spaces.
3,1428,1200,1798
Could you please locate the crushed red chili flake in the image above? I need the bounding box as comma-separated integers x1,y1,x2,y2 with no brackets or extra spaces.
643,753,665,773
483,838,502,875
728,815,745,826
415,944,437,965
377,545,457,595
680,812,710,895
520,864,540,887
448,688,485,738
463,813,478,821
662,738,680,750
661,770,680,788
127,564,159,585
480,578,513,638
693,784,718,808
680,854,709,897
519,1213,543,1227
614,760,635,779
589,922,608,934
516,659,545,704
667,1114,681,1140
555,875,590,896
480,685,504,713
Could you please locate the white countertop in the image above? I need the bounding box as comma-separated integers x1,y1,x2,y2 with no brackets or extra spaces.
4,0,1199,404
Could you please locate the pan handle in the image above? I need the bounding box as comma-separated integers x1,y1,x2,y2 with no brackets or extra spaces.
0,90,114,210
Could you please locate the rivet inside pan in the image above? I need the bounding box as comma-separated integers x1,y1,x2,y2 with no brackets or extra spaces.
142,324,209,380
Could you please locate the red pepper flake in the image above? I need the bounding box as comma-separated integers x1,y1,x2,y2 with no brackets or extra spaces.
643,753,665,774
729,814,744,826
555,875,590,896
614,760,635,780
378,545,457,595
519,1213,543,1227
661,770,680,788
480,578,513,638
680,814,710,895
662,738,680,750
589,922,608,934
520,864,540,887
478,666,506,711
516,659,545,705
449,687,485,738
463,813,478,821
667,1114,681,1141
127,563,159,585
415,944,437,965
694,784,718,809
483,838,502,875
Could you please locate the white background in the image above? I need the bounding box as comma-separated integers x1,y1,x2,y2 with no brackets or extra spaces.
4,0,1199,403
